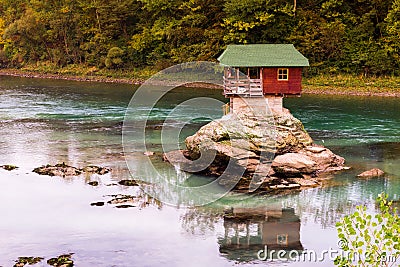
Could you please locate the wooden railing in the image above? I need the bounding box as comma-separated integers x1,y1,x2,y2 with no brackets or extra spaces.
223,77,263,97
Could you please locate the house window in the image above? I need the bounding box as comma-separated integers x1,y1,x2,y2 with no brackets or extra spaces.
248,68,260,79
277,234,288,245
277,68,289,81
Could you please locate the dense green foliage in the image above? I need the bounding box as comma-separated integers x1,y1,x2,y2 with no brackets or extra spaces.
335,193,399,266
0,0,399,76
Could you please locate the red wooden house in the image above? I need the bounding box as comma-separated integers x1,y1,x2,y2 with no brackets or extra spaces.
218,44,309,113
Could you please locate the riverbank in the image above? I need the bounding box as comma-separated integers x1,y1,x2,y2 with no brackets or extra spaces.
0,68,145,85
1,67,400,97
303,74,400,97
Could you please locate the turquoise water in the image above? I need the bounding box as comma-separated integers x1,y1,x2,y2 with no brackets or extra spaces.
285,95,400,146
0,76,399,266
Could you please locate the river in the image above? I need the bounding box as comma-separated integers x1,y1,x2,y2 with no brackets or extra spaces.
0,76,399,266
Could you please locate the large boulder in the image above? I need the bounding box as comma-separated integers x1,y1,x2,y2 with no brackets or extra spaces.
271,146,346,177
165,108,346,191
301,146,345,173
272,153,317,176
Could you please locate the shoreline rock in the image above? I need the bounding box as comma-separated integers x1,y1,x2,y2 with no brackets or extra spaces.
164,108,348,192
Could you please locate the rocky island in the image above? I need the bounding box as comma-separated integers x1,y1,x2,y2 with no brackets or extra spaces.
163,107,347,193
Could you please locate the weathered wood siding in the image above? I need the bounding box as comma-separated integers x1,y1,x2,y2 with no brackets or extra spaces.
262,67,302,95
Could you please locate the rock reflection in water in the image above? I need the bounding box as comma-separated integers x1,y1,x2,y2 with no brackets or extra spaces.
219,207,302,262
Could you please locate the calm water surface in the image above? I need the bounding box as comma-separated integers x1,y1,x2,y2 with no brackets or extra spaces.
0,76,399,267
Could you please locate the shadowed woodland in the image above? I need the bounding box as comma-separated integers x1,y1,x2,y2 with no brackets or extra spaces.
0,0,399,77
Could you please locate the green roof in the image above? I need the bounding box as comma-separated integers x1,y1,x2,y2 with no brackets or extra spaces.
217,44,309,67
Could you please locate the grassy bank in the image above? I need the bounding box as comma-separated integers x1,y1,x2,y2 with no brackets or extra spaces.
303,74,400,97
1,65,400,96
0,64,157,84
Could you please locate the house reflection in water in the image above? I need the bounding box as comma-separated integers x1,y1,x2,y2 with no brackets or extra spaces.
219,207,303,261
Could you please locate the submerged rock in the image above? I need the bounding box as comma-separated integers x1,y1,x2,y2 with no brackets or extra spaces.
118,179,139,186
1,165,18,171
47,253,74,267
33,163,110,177
357,168,385,178
90,201,105,206
82,166,110,175
165,108,346,192
33,163,82,177
91,194,158,209
13,256,44,267
91,195,138,207
115,204,136,209
88,181,99,186
107,195,136,205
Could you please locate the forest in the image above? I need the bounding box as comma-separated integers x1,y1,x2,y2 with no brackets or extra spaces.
0,0,399,77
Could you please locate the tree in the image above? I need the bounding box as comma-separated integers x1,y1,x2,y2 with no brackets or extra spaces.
289,9,346,74
3,8,47,63
222,0,295,44
335,193,400,267
130,0,225,67
77,0,140,67
105,47,125,69
0,17,6,46
384,0,400,74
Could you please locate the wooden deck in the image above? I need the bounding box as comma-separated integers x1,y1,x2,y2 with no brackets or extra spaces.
223,77,263,97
